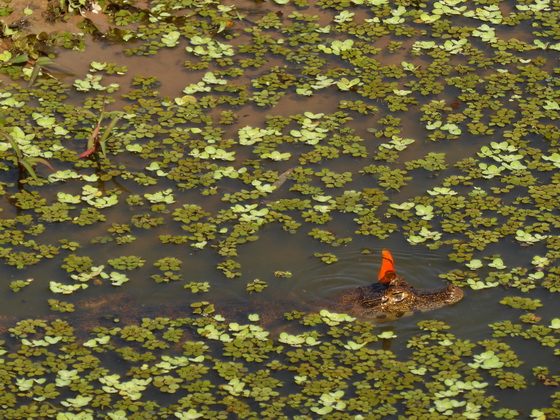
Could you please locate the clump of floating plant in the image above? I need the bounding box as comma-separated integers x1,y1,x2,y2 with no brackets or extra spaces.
314,252,338,264
246,279,268,293
153,257,183,283
9,278,32,292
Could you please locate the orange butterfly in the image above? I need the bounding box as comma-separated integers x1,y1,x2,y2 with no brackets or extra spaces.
378,249,397,284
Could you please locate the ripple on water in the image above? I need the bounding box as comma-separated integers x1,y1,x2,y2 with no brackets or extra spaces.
291,247,450,300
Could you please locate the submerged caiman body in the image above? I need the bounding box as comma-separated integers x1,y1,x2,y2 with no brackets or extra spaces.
0,251,464,330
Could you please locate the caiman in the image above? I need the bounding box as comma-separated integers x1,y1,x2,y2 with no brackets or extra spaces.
331,250,464,321
0,250,463,331
76,250,463,324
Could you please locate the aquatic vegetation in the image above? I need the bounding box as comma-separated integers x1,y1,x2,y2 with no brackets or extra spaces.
0,0,559,416
0,313,557,418
0,125,55,180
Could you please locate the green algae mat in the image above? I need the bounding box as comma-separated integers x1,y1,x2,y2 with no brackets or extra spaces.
0,0,559,418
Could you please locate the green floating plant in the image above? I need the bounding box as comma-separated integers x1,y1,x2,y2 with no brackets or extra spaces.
184,282,210,293
9,279,32,292
500,296,543,311
107,256,146,271
246,279,268,293
313,252,338,264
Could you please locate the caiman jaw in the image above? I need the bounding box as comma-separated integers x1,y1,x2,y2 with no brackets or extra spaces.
404,284,464,312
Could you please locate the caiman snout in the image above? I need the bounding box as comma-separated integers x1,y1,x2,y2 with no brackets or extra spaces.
445,285,464,305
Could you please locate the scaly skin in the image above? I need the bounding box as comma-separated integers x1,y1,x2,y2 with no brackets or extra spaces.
333,275,464,321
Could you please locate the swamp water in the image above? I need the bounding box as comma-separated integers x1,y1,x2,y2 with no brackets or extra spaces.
0,0,558,418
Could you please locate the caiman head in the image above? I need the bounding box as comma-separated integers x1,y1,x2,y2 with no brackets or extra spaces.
334,250,464,321
337,276,464,321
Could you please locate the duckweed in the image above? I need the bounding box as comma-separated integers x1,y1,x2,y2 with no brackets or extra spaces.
0,0,559,417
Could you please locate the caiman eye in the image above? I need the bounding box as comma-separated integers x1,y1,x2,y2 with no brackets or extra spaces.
390,292,406,302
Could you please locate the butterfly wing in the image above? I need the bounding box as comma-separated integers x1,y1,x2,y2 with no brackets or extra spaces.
378,249,397,283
